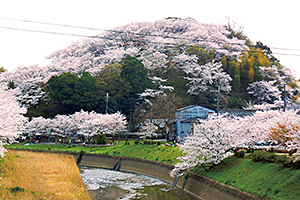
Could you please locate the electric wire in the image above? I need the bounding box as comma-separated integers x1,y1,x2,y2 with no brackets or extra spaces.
2,17,300,54
1,17,300,57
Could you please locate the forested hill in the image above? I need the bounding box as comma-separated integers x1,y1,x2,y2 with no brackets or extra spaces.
1,17,298,121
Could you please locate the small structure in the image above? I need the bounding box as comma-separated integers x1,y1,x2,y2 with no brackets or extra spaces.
219,109,258,117
174,105,215,139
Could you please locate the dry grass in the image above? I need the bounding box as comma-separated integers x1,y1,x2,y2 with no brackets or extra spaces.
0,150,91,200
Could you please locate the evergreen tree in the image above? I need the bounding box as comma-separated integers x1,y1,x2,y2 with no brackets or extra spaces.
48,72,104,115
120,56,152,117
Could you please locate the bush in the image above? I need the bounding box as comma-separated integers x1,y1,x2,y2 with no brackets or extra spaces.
252,152,300,169
293,160,300,169
252,151,276,162
8,186,25,194
282,158,300,169
264,153,276,162
156,141,161,145
134,140,140,144
95,134,107,144
234,150,245,158
150,141,156,145
275,155,288,164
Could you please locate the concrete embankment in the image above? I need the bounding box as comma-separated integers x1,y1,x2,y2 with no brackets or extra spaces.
11,149,261,200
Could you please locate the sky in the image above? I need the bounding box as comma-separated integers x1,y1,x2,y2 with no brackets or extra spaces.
1,0,300,78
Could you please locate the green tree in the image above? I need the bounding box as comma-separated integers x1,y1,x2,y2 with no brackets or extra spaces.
232,74,241,93
120,56,152,117
48,71,104,115
96,63,129,113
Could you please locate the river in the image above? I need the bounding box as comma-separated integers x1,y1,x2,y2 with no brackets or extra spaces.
79,166,200,200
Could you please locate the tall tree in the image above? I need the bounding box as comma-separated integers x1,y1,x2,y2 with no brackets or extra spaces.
96,63,129,113
0,87,27,158
120,56,151,117
48,71,104,115
247,80,280,105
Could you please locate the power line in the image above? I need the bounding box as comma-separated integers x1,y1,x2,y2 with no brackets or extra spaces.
2,16,300,53
0,25,95,38
1,17,238,45
1,20,300,57
0,17,106,31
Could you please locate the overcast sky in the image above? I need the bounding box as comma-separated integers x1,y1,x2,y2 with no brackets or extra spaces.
1,0,300,78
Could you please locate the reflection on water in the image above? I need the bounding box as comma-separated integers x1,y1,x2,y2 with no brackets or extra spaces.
79,167,199,200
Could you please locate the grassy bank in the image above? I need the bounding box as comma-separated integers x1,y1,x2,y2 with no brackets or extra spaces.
7,141,182,165
192,155,300,200
0,150,91,200
6,142,300,199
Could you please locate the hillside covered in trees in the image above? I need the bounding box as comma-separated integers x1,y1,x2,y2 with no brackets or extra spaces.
0,17,298,129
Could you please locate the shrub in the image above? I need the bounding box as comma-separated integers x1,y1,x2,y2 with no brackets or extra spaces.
156,141,161,145
234,151,245,158
293,160,300,169
252,151,276,162
144,140,155,145
264,153,276,162
8,186,25,194
282,158,300,169
95,134,107,144
150,141,156,145
134,140,140,144
275,155,288,164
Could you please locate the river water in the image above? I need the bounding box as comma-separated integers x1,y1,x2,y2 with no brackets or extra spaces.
79,167,200,200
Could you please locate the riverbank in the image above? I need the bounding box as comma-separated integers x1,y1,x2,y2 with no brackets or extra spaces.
0,150,91,200
6,142,300,199
7,141,181,165
8,149,260,200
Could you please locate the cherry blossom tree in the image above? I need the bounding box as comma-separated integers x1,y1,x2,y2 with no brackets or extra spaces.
26,116,51,138
139,76,174,101
49,114,74,137
0,18,252,109
247,80,280,105
235,111,283,150
259,65,297,106
47,18,248,76
170,114,239,177
0,65,60,107
138,122,158,139
77,111,127,139
170,110,300,177
260,65,294,83
24,110,127,142
0,87,27,158
137,77,176,139
183,61,232,94
266,110,300,161
246,100,284,110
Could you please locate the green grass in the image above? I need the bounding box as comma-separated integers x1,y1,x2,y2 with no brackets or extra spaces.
6,141,182,165
192,155,300,200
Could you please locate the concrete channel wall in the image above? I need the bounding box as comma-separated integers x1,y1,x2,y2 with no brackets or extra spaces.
11,149,261,200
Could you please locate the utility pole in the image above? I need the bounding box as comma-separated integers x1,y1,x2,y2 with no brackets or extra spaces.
105,93,109,114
